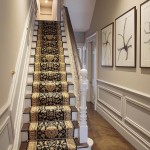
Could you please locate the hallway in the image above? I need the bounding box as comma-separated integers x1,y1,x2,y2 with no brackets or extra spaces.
87,102,136,150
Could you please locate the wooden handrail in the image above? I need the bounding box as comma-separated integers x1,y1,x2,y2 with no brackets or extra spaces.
62,6,82,77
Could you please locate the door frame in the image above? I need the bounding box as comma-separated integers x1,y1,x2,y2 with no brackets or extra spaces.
85,32,98,110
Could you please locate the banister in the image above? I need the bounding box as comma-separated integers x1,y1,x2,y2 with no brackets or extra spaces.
61,5,93,147
62,6,82,78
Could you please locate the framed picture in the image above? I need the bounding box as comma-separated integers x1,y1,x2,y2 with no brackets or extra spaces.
115,7,136,67
140,0,150,68
101,23,114,67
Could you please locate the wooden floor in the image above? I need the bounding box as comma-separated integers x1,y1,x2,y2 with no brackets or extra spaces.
87,102,136,150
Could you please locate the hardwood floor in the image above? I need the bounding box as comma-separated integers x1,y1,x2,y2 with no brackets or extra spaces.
87,102,136,150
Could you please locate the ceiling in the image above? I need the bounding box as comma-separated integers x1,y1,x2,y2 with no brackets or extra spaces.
64,0,96,32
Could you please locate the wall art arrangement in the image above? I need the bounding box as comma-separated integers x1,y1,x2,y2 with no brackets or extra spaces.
140,0,150,68
101,23,114,66
115,7,136,67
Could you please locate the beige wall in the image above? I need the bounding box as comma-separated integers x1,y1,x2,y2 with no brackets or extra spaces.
0,0,31,108
86,0,150,94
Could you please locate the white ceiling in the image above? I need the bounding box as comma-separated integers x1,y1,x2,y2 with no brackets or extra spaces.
64,0,96,32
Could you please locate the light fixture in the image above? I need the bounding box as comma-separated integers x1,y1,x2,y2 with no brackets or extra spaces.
45,0,48,3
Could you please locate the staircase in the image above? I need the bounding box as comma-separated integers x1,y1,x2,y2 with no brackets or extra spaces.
19,20,89,149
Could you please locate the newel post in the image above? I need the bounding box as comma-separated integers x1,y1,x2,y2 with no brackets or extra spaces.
79,68,88,143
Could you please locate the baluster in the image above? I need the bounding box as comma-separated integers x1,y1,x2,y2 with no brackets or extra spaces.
79,68,88,143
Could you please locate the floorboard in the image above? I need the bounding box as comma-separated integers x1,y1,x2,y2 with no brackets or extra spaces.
87,102,136,150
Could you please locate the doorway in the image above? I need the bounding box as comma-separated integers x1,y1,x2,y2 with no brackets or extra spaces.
86,32,98,109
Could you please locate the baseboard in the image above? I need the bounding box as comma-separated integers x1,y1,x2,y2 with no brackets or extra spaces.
96,104,149,150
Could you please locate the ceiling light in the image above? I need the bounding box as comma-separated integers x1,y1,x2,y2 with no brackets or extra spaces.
45,0,48,3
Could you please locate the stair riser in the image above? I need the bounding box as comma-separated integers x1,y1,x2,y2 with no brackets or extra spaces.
23,112,77,123
34,21,64,26
21,128,79,141
32,36,66,42
33,30,66,36
34,26,65,31
28,64,71,73
34,21,64,27
30,48,69,56
24,97,76,108
27,73,72,83
26,84,74,94
31,41,66,49
29,56,70,64
34,20,64,26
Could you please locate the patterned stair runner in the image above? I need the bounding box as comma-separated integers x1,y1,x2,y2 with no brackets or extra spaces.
21,21,77,150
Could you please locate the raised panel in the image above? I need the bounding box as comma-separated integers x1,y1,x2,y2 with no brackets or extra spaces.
98,86,122,116
125,97,150,138
0,127,10,150
0,116,12,150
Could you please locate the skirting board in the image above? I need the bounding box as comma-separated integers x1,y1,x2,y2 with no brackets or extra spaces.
96,103,149,150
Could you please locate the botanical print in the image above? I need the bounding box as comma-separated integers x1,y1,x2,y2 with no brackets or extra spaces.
115,7,135,67
101,23,113,66
117,18,132,61
141,0,150,67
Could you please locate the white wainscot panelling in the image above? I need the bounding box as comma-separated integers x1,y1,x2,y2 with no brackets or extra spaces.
0,116,12,150
125,97,150,139
96,79,150,150
98,86,122,117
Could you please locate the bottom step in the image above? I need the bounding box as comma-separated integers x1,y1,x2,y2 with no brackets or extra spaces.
20,138,89,150
20,138,76,150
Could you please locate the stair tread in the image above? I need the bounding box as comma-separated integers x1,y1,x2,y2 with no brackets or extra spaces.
27,81,74,86
25,93,75,99
31,47,68,50
28,71,72,75
30,54,69,58
21,120,79,132
20,139,88,150
23,106,78,114
29,62,70,65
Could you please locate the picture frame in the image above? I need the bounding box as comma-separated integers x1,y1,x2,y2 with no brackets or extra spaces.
115,7,136,67
101,23,114,67
140,0,150,68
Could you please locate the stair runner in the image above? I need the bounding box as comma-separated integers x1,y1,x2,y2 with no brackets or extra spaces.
20,21,78,150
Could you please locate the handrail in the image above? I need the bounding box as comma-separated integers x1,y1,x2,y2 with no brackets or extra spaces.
62,6,82,78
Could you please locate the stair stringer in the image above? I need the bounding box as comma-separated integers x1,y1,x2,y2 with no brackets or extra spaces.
12,1,37,150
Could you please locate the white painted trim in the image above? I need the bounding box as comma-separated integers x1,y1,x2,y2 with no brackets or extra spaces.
11,1,36,149
0,102,9,118
52,0,58,21
86,32,98,110
98,85,122,117
125,117,150,138
125,96,150,111
97,79,150,99
96,103,150,150
0,116,13,148
0,116,10,135
98,85,122,97
98,98,122,117
125,97,150,138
